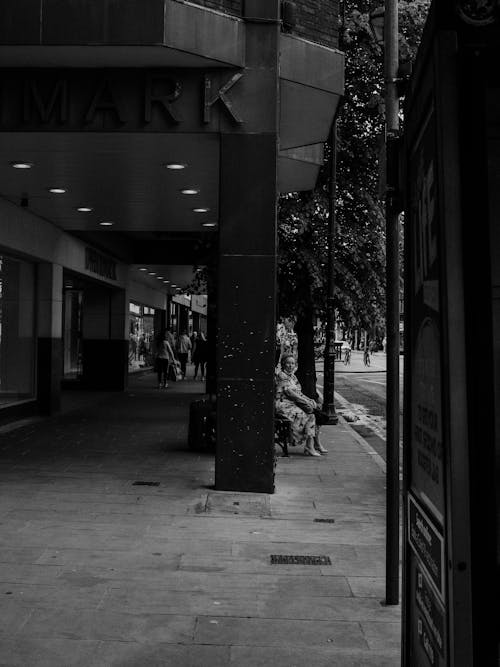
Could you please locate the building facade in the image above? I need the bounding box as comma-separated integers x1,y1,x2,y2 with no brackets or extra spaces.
0,0,344,493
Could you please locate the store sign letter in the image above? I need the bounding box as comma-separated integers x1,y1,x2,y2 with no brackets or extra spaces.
204,72,243,124
85,79,126,125
23,79,68,123
143,75,182,125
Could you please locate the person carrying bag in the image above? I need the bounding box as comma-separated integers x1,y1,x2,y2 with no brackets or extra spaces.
153,329,175,389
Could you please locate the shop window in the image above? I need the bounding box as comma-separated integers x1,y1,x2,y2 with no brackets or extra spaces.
0,254,35,406
129,302,155,371
63,289,83,380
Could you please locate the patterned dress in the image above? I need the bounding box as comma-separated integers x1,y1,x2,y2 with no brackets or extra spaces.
275,370,317,447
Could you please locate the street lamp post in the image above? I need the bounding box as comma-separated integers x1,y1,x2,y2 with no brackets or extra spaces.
322,121,339,425
370,0,400,606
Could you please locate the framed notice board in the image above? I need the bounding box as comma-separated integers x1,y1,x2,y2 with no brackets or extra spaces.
402,23,474,667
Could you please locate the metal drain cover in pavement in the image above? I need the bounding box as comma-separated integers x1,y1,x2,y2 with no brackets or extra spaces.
314,518,336,523
270,555,332,565
132,481,160,487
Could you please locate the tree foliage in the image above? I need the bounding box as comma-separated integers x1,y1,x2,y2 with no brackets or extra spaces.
277,0,430,340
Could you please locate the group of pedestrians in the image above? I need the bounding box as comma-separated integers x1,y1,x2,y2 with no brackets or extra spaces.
153,328,208,389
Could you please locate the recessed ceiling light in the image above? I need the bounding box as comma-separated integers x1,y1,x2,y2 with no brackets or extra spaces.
11,161,34,169
164,163,187,170
157,277,164,280
139,267,148,271
163,280,170,283
99,221,114,226
193,208,210,213
171,284,177,287
202,222,217,227
180,188,199,195
48,187,66,194
148,272,157,275
76,206,93,212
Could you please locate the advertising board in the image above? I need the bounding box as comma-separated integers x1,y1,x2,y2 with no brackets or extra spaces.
405,104,448,666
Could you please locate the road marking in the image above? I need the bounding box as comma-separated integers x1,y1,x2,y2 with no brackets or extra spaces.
360,379,385,386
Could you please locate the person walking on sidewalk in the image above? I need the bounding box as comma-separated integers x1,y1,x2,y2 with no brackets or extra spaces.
153,329,175,389
275,355,327,456
192,331,207,380
176,330,192,379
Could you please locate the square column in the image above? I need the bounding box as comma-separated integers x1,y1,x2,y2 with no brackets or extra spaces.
216,135,278,493
215,2,280,494
36,262,63,414
81,286,128,390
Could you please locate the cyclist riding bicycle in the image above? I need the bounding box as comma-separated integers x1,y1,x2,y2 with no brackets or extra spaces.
342,340,351,365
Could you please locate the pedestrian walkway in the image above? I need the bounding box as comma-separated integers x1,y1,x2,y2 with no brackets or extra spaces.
0,372,400,666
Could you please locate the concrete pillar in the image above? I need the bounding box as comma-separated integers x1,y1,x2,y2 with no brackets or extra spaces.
215,1,280,493
154,308,165,337
81,286,128,390
179,305,189,333
36,262,63,413
206,263,217,396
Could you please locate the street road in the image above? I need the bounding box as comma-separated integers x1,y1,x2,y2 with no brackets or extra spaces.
316,351,404,462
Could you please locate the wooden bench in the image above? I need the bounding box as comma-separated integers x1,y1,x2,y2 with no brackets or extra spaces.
274,416,292,457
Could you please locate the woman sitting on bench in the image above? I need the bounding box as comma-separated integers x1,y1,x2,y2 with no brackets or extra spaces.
275,355,327,457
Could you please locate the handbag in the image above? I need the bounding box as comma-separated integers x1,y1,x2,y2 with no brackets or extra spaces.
168,360,183,382
314,408,330,425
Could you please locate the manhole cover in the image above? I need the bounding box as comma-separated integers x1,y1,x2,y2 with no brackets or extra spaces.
270,555,331,565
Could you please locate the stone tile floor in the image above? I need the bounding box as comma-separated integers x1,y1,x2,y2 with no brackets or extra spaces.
0,374,401,666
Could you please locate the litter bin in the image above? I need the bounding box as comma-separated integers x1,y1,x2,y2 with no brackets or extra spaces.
188,397,216,451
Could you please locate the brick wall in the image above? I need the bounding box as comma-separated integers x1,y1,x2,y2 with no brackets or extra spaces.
182,0,339,48
185,0,242,15
292,0,340,48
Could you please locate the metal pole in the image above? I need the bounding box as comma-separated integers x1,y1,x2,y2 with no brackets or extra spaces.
322,121,339,425
384,0,400,606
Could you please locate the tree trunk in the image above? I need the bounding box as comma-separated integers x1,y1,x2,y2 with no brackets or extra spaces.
295,306,318,400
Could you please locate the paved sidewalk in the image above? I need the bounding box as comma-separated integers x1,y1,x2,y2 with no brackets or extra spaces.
0,372,400,666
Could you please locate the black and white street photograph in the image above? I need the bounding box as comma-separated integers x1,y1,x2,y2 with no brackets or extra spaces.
0,1,498,665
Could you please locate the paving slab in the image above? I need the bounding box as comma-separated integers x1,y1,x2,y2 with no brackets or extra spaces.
0,375,401,665
194,615,369,649
230,646,399,667
17,607,196,644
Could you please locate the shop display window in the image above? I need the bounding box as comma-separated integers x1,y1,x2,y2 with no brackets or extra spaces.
63,288,83,380
129,303,155,371
0,254,35,406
